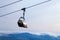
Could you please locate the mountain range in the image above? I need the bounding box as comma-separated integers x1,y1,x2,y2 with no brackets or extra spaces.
0,32,60,40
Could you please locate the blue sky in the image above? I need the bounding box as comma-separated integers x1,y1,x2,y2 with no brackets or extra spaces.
0,0,60,34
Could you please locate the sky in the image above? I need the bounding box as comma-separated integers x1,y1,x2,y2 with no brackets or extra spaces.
0,0,60,34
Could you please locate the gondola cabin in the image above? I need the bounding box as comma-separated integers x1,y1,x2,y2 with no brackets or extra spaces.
17,17,27,28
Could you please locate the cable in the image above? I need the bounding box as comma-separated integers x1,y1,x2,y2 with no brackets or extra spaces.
0,0,51,17
0,10,21,17
26,0,51,9
0,0,22,8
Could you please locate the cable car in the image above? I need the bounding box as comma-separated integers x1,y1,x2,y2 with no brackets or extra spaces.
17,8,27,28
